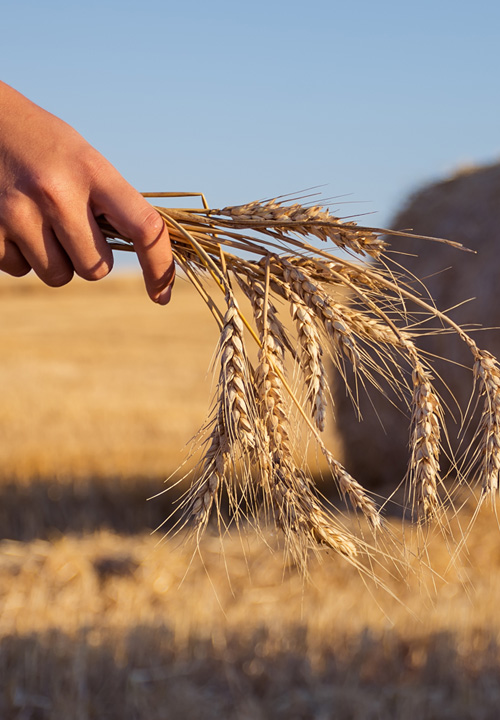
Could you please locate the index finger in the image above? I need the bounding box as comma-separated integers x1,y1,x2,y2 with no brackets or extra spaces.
91,172,175,304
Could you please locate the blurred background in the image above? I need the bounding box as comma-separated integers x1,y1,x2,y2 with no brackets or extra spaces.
2,1,500,718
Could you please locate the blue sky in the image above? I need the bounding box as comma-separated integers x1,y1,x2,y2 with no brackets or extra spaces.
2,0,499,268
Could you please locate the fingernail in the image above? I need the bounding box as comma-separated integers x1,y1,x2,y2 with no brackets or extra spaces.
156,284,173,305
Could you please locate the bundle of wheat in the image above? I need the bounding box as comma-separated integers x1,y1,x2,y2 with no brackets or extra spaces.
99,191,500,568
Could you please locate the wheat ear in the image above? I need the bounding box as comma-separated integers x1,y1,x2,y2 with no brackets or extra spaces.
472,351,500,496
272,462,358,561
218,294,259,453
187,411,229,532
406,347,442,521
215,200,387,258
321,449,381,531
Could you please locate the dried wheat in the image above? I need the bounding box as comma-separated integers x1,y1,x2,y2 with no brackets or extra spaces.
187,412,229,531
322,448,381,530
272,462,358,560
286,290,329,432
473,351,500,495
216,200,387,258
100,191,500,572
405,347,442,520
218,295,258,452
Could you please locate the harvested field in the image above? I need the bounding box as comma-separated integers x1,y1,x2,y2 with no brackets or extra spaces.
1,273,500,719
2,513,500,720
0,273,219,483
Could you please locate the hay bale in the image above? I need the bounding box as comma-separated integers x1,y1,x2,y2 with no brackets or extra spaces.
335,162,500,488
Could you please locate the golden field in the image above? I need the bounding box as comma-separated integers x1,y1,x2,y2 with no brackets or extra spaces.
1,272,500,719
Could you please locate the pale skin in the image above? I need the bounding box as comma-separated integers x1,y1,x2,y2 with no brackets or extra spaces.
0,81,175,303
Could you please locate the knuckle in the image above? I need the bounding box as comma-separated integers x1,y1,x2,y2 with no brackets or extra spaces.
79,257,113,282
85,152,119,196
85,149,110,179
37,173,70,210
0,191,31,228
136,208,164,244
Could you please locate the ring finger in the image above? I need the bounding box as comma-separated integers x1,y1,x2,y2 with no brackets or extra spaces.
0,237,32,277
16,223,74,287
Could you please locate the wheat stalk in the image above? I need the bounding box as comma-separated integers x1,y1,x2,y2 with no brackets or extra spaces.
102,191,499,572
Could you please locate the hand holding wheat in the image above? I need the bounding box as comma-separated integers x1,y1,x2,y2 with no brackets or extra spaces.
0,81,174,303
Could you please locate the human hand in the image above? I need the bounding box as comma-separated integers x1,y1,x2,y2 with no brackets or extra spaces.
0,81,174,304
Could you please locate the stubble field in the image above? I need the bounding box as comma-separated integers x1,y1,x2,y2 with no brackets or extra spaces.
1,273,500,719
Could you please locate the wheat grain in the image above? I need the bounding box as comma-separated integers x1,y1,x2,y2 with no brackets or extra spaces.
188,413,229,531
322,449,381,530
255,348,289,455
235,273,290,363
272,462,358,560
218,295,259,452
286,290,328,432
405,348,442,520
298,257,388,292
473,351,500,496
282,259,360,366
215,200,387,258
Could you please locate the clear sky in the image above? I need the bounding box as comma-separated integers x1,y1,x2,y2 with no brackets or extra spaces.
2,0,499,268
